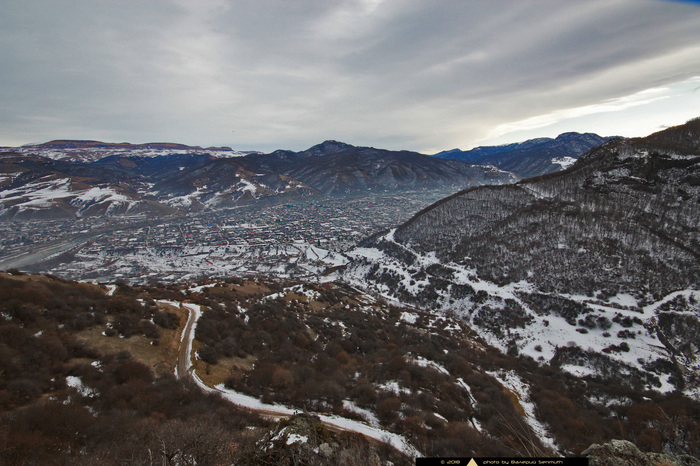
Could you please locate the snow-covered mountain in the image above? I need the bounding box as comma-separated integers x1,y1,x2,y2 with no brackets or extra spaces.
343,119,700,399
0,153,172,219
433,132,614,178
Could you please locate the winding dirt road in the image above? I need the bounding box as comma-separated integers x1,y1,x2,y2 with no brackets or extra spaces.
175,303,198,381
173,301,421,458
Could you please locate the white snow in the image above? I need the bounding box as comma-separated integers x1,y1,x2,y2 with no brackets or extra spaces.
0,177,138,214
343,399,380,427
0,178,74,209
409,355,450,376
209,381,297,416
286,433,308,445
551,156,577,170
605,293,638,309
383,228,397,242
187,283,218,293
238,178,259,195
65,375,97,397
165,188,206,208
560,364,598,378
74,187,129,205
377,380,411,395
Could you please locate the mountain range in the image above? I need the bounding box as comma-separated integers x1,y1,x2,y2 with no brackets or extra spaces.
8,139,251,162
433,132,614,178
0,140,518,220
246,140,517,196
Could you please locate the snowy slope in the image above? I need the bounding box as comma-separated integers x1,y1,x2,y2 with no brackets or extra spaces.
343,228,700,399
0,176,142,218
342,121,700,400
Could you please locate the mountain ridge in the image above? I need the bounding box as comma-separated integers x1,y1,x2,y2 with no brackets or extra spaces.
433,132,615,178
255,143,518,196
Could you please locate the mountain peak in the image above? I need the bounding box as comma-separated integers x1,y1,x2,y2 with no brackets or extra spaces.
301,140,356,157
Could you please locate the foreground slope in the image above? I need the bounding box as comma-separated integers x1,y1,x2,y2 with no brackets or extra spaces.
344,119,700,398
3,271,699,459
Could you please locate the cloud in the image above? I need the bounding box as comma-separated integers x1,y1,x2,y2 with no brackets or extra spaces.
1,0,700,151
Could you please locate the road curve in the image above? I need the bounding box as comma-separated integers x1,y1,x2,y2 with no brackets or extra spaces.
175,302,200,380
174,301,421,458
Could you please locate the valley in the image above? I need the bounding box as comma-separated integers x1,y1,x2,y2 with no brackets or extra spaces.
1,121,699,463
0,191,443,282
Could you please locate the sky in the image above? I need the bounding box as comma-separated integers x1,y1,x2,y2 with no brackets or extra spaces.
1,0,700,154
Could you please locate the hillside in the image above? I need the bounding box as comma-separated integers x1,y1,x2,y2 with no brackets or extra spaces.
343,119,700,404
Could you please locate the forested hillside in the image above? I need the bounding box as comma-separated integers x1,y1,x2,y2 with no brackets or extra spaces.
397,119,700,298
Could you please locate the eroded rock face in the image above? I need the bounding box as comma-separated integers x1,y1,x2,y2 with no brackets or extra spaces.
582,439,700,466
236,414,384,466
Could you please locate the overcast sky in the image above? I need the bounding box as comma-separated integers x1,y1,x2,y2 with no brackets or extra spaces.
2,0,700,153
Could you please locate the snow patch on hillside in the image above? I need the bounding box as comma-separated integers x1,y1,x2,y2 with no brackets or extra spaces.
487,369,558,452
65,375,98,398
0,178,74,210
0,177,139,215
552,156,577,169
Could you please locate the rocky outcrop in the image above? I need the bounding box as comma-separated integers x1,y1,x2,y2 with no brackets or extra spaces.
582,439,700,466
236,414,388,466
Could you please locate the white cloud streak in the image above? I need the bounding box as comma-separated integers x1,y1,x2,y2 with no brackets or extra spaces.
488,87,671,138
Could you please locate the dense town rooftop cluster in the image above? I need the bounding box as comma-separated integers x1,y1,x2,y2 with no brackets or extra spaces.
0,192,447,283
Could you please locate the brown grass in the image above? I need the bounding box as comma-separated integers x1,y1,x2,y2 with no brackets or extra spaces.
503,388,527,418
194,354,257,387
231,280,271,296
75,303,187,377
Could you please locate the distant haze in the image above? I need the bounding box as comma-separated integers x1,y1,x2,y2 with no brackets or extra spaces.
1,0,700,153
